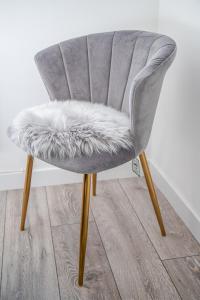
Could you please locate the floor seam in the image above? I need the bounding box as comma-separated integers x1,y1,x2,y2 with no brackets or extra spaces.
51,220,94,229
160,259,183,300
118,178,165,261
162,254,200,261
45,187,62,300
91,195,123,300
118,178,182,299
0,191,8,300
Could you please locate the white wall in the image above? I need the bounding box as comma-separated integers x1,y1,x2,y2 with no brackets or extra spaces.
1,0,200,240
0,0,159,189
149,0,200,241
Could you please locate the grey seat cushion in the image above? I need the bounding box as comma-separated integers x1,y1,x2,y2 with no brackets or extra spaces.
7,100,135,173
42,147,135,173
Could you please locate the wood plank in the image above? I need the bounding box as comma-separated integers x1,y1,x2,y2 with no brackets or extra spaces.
0,192,6,294
1,187,60,300
164,256,200,300
91,180,180,300
46,183,93,226
120,177,200,260
52,222,121,300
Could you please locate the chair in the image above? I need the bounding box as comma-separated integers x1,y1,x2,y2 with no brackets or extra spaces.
7,30,176,286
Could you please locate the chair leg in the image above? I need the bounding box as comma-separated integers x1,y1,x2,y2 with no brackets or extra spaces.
139,152,166,236
92,173,97,196
20,155,34,231
78,174,91,286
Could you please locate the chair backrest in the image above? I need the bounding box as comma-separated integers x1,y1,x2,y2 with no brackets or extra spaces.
35,31,176,154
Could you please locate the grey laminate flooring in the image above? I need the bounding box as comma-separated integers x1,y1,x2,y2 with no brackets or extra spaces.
0,177,200,300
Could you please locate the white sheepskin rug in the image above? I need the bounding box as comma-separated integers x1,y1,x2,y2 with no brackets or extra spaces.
7,100,134,160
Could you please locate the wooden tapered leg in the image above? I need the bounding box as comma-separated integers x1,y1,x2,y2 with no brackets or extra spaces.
78,174,91,286
139,152,166,236
92,173,97,196
20,155,34,231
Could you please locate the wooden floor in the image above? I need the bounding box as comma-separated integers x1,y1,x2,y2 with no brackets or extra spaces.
0,177,200,300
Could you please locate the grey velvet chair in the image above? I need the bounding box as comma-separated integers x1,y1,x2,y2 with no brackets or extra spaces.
8,30,176,286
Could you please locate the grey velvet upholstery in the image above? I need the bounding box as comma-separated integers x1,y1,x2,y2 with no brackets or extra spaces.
33,30,176,173
42,147,135,174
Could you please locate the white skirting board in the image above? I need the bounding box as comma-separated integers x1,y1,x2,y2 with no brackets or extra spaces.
149,159,200,244
0,161,134,191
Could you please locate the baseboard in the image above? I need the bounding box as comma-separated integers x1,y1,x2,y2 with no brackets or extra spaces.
149,159,200,243
0,161,134,191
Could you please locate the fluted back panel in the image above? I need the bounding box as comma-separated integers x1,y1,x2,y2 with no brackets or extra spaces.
87,32,114,105
35,31,175,114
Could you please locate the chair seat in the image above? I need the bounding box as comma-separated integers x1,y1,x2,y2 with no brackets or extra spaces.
7,100,135,173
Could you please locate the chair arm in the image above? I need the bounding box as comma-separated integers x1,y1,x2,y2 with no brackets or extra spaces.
129,44,177,155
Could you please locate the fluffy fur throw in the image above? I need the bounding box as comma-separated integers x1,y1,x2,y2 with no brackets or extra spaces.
7,100,134,160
